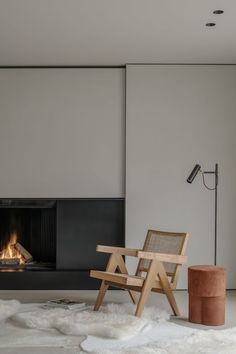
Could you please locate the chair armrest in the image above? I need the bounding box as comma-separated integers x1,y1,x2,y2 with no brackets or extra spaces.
96,245,140,257
137,251,187,264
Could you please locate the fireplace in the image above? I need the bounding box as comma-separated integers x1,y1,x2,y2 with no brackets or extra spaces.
0,198,124,289
0,201,56,269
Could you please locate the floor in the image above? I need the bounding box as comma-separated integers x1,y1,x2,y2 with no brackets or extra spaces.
0,349,78,354
0,289,235,330
0,290,235,354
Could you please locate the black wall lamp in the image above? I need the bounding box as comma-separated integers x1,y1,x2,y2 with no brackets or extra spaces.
187,163,218,265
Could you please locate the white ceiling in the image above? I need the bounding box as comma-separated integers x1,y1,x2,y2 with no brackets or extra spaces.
0,0,235,66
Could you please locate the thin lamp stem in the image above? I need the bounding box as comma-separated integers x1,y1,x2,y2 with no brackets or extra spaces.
214,163,218,266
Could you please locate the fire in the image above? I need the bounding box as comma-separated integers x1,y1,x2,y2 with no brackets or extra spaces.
0,232,25,265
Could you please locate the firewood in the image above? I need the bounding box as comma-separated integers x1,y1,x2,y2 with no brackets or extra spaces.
16,243,33,263
0,258,20,265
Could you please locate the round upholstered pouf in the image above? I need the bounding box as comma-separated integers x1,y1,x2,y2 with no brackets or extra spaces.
188,265,226,326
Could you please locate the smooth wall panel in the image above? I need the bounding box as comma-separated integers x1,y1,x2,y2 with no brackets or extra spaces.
0,69,125,197
126,65,236,288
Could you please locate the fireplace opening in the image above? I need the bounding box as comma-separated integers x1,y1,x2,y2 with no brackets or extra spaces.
0,202,56,271
0,198,124,289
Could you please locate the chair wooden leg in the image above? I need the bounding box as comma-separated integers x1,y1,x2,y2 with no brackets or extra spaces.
135,287,151,317
165,289,180,316
135,259,158,317
128,290,138,305
115,254,138,305
94,281,109,311
157,261,180,316
93,253,118,311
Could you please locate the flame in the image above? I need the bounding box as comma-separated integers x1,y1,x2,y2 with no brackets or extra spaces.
0,232,25,264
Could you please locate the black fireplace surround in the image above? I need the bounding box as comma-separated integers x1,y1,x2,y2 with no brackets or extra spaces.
0,198,124,290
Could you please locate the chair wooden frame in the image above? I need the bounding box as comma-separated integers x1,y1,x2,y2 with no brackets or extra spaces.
90,229,189,317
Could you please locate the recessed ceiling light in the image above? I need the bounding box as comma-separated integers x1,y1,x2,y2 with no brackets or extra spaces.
213,10,224,14
206,22,216,27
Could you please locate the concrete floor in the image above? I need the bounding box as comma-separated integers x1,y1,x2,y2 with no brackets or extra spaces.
0,290,235,354
0,349,78,354
0,289,236,329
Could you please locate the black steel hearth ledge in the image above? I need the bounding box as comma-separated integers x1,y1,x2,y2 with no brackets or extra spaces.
0,270,101,290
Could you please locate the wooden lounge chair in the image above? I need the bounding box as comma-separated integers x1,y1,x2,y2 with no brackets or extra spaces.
90,229,189,317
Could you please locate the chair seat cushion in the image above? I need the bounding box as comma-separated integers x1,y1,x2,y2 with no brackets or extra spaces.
90,270,145,286
90,270,174,291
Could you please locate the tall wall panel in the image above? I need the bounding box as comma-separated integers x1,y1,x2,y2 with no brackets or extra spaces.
126,65,236,288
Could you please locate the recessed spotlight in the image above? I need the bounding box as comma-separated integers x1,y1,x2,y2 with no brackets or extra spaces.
213,10,224,14
206,22,216,27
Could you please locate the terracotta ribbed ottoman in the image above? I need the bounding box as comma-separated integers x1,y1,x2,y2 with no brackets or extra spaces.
188,265,226,326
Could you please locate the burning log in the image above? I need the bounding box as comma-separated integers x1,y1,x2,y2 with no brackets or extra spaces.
0,232,33,266
15,243,33,263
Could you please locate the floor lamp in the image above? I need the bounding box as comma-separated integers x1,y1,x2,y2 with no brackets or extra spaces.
187,163,219,265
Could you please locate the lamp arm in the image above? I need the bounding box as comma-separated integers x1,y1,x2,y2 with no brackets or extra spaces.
201,164,218,191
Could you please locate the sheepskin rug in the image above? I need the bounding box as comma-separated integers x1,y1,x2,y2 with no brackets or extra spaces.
0,299,20,321
12,303,169,339
1,300,236,353
86,325,236,354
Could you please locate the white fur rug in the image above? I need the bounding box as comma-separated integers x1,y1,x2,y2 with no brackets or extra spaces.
82,324,236,354
12,303,169,339
1,300,236,353
0,299,20,321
